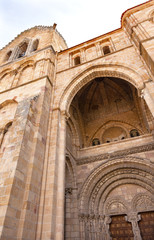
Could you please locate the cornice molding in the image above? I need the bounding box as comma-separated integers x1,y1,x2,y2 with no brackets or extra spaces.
76,142,154,165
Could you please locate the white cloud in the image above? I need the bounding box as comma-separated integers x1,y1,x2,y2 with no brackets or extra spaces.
0,0,148,49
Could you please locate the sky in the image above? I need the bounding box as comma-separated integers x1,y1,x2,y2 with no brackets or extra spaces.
0,0,149,50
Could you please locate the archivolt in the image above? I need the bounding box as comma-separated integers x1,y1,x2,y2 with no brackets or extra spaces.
78,156,154,214
59,64,145,113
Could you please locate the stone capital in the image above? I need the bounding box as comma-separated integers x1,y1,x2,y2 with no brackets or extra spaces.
126,212,141,223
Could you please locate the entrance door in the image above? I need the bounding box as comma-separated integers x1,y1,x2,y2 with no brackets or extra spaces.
138,211,154,240
109,215,134,240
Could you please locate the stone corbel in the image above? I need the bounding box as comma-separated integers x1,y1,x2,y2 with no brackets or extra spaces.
61,109,70,121
126,212,142,240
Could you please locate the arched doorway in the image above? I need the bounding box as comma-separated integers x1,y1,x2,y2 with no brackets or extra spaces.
64,75,154,239
78,158,154,240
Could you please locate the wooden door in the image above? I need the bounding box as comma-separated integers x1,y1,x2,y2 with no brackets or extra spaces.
109,215,134,240
138,211,154,240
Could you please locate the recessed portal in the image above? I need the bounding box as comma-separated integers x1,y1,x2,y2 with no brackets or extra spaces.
67,77,151,149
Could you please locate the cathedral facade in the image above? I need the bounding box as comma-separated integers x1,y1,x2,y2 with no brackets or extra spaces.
0,1,154,239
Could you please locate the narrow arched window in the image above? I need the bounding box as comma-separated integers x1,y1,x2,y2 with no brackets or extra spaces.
92,138,100,146
103,45,110,55
130,129,140,138
149,11,154,23
32,39,39,52
74,56,81,66
17,42,28,58
0,122,12,148
4,50,12,62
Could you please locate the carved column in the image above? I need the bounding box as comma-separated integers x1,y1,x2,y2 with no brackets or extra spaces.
79,214,86,240
55,111,67,240
104,216,112,240
99,215,111,240
65,188,72,240
126,213,142,240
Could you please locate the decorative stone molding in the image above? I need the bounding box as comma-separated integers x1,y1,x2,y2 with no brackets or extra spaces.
105,197,128,215
78,156,154,215
132,193,154,212
79,214,111,240
77,142,154,165
60,64,145,113
89,169,151,213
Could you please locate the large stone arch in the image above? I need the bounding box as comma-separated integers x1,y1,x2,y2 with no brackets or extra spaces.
78,156,154,215
60,64,145,113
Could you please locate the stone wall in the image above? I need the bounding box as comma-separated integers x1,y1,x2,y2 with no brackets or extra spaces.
0,1,153,240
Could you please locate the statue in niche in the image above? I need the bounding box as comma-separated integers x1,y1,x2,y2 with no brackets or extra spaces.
130,129,140,137
92,138,100,146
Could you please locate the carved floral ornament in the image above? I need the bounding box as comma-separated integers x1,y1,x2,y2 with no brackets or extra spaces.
104,197,128,215
132,193,154,212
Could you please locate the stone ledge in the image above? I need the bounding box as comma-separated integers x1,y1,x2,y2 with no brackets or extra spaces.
76,141,154,165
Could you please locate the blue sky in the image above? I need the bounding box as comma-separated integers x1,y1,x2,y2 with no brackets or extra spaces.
0,0,148,49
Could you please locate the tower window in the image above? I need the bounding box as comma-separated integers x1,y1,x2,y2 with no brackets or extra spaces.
4,50,12,62
32,39,39,52
92,138,100,146
74,56,81,66
103,45,110,55
17,42,28,58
